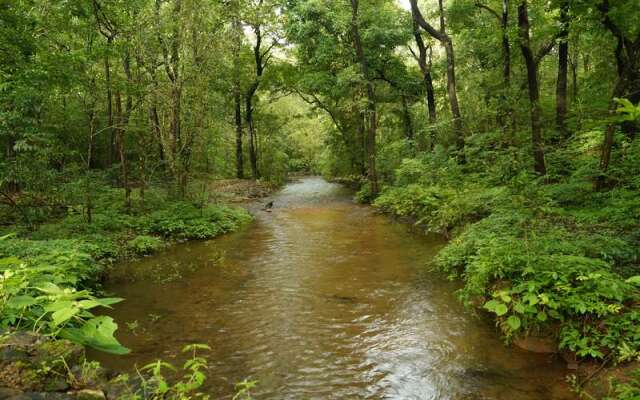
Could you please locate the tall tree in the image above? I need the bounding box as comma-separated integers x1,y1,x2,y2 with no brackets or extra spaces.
475,0,512,132
556,0,569,137
595,0,640,183
411,21,437,127
92,0,118,166
244,0,279,179
410,0,464,157
350,0,379,195
232,5,245,179
517,0,547,175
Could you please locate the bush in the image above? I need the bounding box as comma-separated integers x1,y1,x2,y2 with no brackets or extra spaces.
0,239,100,286
354,182,374,204
126,235,164,255
140,203,252,240
374,141,640,364
374,183,507,236
0,243,129,355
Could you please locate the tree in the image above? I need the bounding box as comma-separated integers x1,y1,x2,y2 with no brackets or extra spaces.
410,0,464,157
556,0,569,137
350,0,379,195
243,0,281,180
517,0,547,176
232,1,245,179
410,20,437,129
595,0,640,183
474,0,512,133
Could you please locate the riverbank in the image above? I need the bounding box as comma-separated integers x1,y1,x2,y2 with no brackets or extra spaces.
0,178,282,398
366,159,640,398
89,177,575,399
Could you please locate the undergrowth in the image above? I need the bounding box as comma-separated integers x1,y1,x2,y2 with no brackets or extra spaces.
373,130,640,371
0,188,252,356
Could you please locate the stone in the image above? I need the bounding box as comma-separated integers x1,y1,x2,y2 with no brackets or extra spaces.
0,388,22,400
0,348,29,363
102,382,131,400
1,332,38,348
512,335,557,353
34,341,84,367
42,379,68,393
7,393,74,400
74,389,105,400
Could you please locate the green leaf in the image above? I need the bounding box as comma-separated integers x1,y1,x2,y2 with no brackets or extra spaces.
60,316,130,355
523,293,539,306
44,300,73,313
36,283,65,295
6,295,37,308
513,302,526,314
51,306,79,327
484,300,509,316
182,343,211,353
506,315,521,331
77,297,123,310
497,291,512,304
625,276,640,285
536,311,548,322
0,233,16,241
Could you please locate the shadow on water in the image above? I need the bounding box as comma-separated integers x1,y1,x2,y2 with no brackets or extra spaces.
91,177,575,400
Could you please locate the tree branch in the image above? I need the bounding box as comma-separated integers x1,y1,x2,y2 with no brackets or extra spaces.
409,0,446,43
475,1,501,21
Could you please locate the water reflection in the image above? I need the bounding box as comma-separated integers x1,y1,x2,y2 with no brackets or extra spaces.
93,177,574,399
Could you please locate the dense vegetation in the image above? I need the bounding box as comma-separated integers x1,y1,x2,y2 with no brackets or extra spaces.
2,0,640,397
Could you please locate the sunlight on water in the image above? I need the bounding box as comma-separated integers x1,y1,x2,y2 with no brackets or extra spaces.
93,177,574,399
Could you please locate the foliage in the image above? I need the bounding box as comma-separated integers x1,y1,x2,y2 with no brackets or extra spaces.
126,235,164,256
601,369,640,400
375,135,640,366
0,253,129,355
136,344,212,400
140,203,252,240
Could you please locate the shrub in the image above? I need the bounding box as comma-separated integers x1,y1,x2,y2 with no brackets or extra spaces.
126,235,164,256
0,251,128,354
141,203,252,240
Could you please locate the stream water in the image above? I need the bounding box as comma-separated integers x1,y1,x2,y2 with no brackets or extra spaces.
93,177,574,399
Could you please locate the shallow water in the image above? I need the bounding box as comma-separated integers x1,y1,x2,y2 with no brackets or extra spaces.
93,177,574,399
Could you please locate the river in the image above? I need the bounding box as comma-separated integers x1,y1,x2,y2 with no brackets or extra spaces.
92,177,573,399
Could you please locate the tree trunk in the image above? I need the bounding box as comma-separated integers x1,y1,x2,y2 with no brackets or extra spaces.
598,77,630,189
500,0,512,135
246,87,259,180
424,67,437,149
556,0,569,137
411,0,464,159
570,36,579,103
596,0,640,187
85,92,96,223
244,18,269,181
235,90,244,179
412,22,437,125
232,12,244,179
425,72,437,124
401,95,414,141
518,1,547,175
115,90,131,210
104,37,115,166
350,0,378,196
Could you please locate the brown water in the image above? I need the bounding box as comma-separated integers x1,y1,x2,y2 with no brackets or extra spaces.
93,177,574,399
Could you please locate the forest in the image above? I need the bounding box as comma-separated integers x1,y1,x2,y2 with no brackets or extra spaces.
1,0,640,398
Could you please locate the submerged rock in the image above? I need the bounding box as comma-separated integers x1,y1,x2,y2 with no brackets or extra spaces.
513,334,557,354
